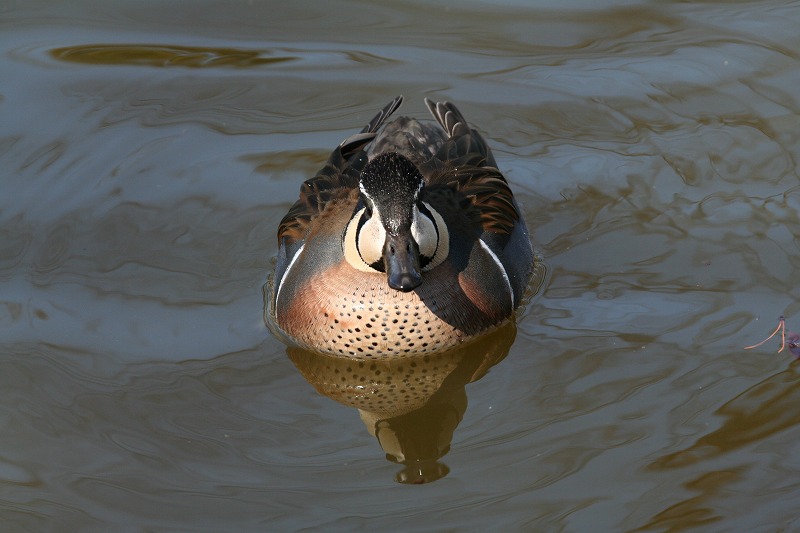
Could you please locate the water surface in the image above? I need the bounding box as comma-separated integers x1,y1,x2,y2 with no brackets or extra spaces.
3,0,800,531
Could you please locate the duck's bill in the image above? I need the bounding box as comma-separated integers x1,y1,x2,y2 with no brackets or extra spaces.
384,232,422,292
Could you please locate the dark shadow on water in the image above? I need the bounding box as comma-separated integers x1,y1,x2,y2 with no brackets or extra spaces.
286,321,517,484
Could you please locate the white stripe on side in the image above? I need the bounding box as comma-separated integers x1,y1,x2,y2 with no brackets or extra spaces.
274,243,305,321
478,239,514,312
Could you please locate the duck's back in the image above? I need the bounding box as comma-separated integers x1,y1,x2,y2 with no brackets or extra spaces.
366,116,448,170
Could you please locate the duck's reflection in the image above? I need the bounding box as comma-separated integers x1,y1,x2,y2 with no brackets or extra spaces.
286,321,517,484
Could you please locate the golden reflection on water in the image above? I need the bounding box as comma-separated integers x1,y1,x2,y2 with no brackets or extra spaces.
50,44,296,68
287,322,516,484
627,358,800,531
632,470,743,532
651,362,800,471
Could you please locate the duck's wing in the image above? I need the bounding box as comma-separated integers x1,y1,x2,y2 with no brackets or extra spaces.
423,98,519,238
424,98,497,168
276,96,404,246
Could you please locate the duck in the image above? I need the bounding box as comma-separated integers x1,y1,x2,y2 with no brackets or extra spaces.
269,96,533,358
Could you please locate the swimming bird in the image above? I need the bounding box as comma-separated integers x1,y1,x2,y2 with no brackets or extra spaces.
269,96,533,358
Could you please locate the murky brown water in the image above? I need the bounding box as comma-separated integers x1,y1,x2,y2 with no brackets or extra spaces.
3,0,800,530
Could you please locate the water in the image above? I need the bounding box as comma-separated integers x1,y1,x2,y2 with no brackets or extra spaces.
3,0,800,530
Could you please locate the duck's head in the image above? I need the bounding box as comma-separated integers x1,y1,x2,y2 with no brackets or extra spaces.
343,152,449,292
